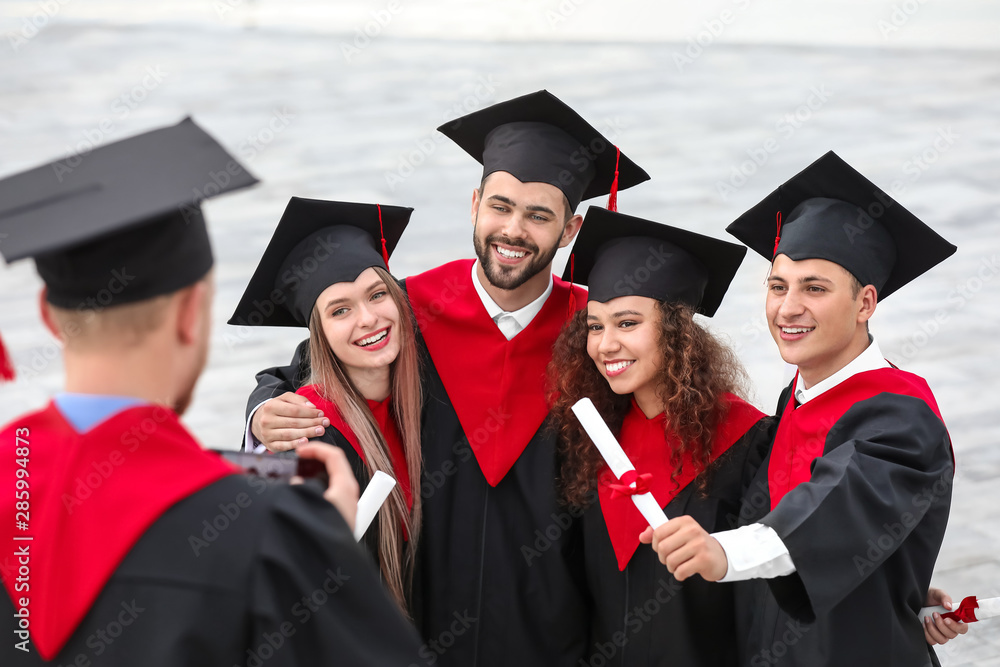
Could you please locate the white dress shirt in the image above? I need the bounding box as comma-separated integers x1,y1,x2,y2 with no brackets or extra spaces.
243,262,555,450
470,260,552,340
715,338,891,582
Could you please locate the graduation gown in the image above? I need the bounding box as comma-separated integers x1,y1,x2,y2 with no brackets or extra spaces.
1,402,421,666
734,368,953,667
246,261,591,666
294,385,415,600
583,397,772,667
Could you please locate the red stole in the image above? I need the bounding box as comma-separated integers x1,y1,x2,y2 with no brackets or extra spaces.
598,395,765,570
406,259,587,486
296,385,413,514
0,403,236,660
768,367,947,510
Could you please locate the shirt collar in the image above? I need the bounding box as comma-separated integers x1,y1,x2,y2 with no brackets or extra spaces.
471,260,553,334
794,337,891,405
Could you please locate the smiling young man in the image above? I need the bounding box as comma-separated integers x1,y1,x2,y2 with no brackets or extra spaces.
241,91,650,666
641,152,958,666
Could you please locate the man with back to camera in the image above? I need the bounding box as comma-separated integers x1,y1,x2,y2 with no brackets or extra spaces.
238,90,651,665
641,151,962,665
0,118,422,666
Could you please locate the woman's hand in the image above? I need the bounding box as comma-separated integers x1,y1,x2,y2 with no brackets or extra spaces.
639,516,728,582
924,587,970,645
295,443,360,531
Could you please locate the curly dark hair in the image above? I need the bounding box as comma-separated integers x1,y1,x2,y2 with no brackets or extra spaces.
548,300,749,508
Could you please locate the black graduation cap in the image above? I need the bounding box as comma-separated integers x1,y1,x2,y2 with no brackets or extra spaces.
563,206,747,317
0,117,258,308
228,198,413,328
437,90,650,211
726,151,957,299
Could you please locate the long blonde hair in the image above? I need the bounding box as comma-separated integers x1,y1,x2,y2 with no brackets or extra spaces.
306,266,422,613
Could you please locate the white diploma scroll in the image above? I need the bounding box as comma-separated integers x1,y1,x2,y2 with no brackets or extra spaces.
354,470,396,542
919,596,1000,623
571,398,669,530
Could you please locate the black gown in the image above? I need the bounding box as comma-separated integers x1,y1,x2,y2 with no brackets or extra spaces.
582,401,773,667
247,263,592,667
734,371,953,667
1,405,422,667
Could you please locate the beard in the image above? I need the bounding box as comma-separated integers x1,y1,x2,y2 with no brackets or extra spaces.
473,230,561,291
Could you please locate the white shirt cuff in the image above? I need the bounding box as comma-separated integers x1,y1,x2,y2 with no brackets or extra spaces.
714,523,797,582
244,400,270,454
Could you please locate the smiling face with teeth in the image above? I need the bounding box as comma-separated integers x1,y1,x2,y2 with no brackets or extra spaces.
315,267,402,386
586,295,663,417
471,171,583,310
766,254,878,388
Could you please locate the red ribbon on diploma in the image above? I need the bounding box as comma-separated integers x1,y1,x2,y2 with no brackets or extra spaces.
607,470,653,498
942,596,979,623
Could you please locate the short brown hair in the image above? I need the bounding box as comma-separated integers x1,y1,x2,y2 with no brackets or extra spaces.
47,294,172,351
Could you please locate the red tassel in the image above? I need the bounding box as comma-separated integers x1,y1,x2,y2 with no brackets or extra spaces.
566,254,577,317
377,204,390,271
607,146,621,212
772,211,782,259
0,332,15,382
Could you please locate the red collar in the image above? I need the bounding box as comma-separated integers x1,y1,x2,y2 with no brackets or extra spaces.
406,260,587,486
296,385,412,514
598,395,764,570
768,367,947,510
1,402,235,659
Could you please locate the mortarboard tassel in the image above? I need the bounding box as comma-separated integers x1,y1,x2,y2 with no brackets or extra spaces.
377,204,390,272
772,211,782,259
566,253,577,317
0,332,15,382
607,146,621,212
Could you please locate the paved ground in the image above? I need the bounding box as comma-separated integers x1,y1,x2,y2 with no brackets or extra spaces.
0,12,998,663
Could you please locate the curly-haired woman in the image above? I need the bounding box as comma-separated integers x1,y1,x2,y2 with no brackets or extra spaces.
548,208,774,666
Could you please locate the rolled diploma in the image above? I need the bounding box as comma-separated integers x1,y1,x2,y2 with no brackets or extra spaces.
354,470,396,542
919,596,1000,623
571,398,668,529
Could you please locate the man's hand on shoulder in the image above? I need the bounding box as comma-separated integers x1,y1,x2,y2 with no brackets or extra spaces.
252,392,329,452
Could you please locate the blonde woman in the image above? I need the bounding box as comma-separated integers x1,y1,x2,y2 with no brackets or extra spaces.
231,198,421,614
